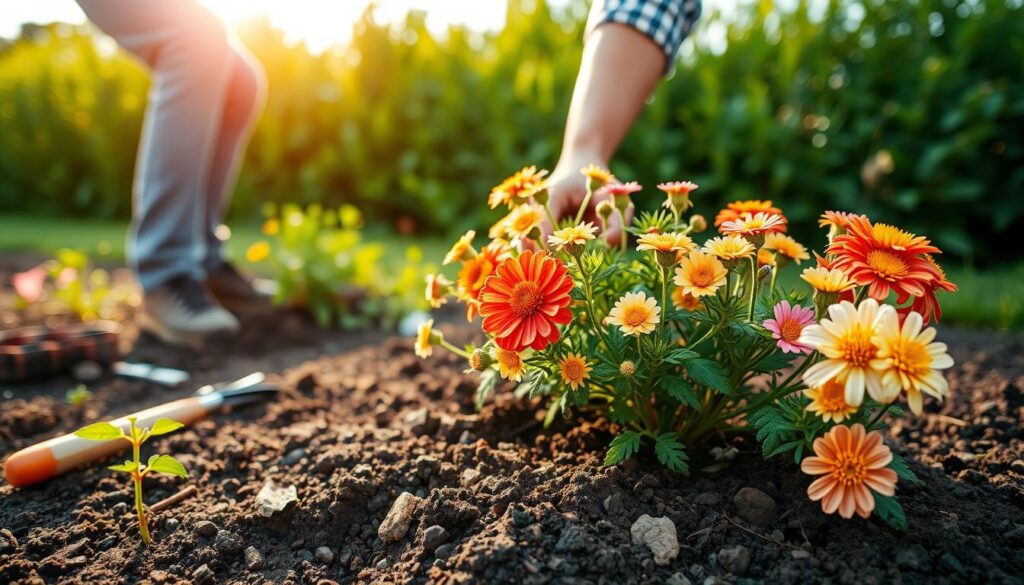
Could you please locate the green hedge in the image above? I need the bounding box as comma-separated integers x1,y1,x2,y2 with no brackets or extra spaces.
1,0,1021,261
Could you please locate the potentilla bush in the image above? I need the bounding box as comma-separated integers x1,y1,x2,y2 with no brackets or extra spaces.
417,166,958,528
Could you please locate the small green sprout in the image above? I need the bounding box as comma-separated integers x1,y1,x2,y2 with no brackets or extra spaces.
74,416,188,545
66,384,93,406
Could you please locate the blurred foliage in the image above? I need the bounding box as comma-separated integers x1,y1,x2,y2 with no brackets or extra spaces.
0,0,1022,261
249,203,431,328
11,248,140,321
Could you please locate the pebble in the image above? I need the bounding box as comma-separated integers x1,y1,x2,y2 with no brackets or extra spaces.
72,360,103,382
603,493,626,515
281,448,307,466
256,479,298,517
195,521,218,538
461,468,481,486
214,530,243,558
733,487,777,526
97,535,117,550
315,546,334,565
192,564,215,584
666,572,693,585
434,543,453,559
718,545,750,575
165,518,179,532
244,546,263,570
404,408,438,436
630,514,679,566
422,525,448,553
414,455,440,480
692,492,720,506
378,492,421,543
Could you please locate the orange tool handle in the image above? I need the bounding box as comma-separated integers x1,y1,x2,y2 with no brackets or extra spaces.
4,396,209,488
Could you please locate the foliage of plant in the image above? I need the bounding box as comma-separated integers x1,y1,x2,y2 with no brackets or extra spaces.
2,0,1022,260
11,248,139,321
245,203,431,328
66,384,93,406
417,165,957,528
74,417,188,544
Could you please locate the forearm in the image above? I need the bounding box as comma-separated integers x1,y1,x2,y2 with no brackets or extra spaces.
559,23,666,164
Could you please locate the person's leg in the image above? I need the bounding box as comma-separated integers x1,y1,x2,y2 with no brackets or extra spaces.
203,47,267,272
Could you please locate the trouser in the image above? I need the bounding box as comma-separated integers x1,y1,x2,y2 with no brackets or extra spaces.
77,0,266,291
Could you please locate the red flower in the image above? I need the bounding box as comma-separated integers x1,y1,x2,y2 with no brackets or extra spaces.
479,250,574,351
829,216,941,302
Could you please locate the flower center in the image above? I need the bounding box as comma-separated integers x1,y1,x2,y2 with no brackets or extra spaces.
839,327,876,367
563,360,585,382
890,338,931,377
509,281,544,318
623,306,649,327
779,319,804,343
866,249,908,279
690,266,715,287
819,381,848,412
834,453,867,486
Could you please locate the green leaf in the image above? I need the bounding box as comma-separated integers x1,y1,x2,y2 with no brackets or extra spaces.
148,417,185,437
751,351,796,373
475,369,499,410
74,422,124,441
654,433,689,474
664,348,698,365
109,460,137,473
665,376,702,410
872,494,908,531
603,431,641,467
146,455,188,478
889,453,918,483
684,357,732,394
543,394,566,428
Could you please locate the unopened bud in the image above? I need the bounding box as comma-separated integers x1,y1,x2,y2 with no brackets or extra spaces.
470,348,494,372
596,200,614,222
758,264,773,284
526,226,542,241
688,214,707,233
619,360,636,377
532,187,549,206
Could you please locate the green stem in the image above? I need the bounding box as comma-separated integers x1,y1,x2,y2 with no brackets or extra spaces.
574,187,594,225
867,403,893,429
616,208,628,255
573,256,611,349
440,339,471,359
129,419,150,545
746,255,758,321
659,266,669,335
770,265,779,294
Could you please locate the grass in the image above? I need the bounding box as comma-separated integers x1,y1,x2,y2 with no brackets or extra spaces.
1,215,1021,332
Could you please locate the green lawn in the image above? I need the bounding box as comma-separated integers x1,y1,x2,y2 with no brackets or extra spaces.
1,215,1021,332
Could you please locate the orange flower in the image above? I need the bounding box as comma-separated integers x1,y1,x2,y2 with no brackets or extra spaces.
657,181,698,212
714,200,786,231
580,164,616,190
720,212,787,241
479,250,574,351
503,204,545,241
444,230,477,265
456,241,512,320
559,353,592,391
424,273,451,308
828,216,941,302
607,291,661,336
763,233,810,264
674,251,728,298
671,287,702,311
803,378,858,423
801,424,898,519
496,348,525,382
818,211,865,232
488,166,549,209
903,254,957,324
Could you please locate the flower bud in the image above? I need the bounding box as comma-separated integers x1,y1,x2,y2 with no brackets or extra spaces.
688,214,707,233
532,187,549,206
758,264,773,284
612,193,631,213
526,226,542,241
469,348,494,372
596,200,614,221
619,360,636,377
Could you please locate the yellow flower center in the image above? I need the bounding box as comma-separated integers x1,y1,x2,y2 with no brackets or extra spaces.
623,306,649,327
780,319,803,343
888,338,931,378
835,453,867,486
690,265,715,287
866,249,908,279
818,381,848,413
510,281,544,318
839,327,876,368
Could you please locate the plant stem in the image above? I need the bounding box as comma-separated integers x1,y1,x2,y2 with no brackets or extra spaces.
574,187,594,225
439,339,471,359
616,209,629,255
746,255,758,321
129,419,150,545
659,266,669,336
867,403,893,428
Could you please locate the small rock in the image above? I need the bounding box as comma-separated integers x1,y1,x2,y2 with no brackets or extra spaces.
195,521,218,538
693,492,720,507
281,448,307,466
256,479,298,517
244,546,263,570
72,360,103,382
666,572,693,585
733,487,777,526
791,549,812,560
434,543,453,559
603,493,626,515
630,514,679,566
461,468,481,486
97,535,117,550
214,530,243,558
404,408,438,436
165,518,179,532
379,492,421,543
718,545,750,575
192,564,215,584
315,546,334,565
422,525,448,553
376,558,388,570
414,455,440,480
555,524,588,552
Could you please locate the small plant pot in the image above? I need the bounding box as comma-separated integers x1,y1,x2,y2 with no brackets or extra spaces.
0,321,121,382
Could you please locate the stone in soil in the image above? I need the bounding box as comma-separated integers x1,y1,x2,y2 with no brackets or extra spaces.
195,520,218,538
379,491,420,543
630,514,680,566
255,479,298,517
732,487,777,526
315,546,334,565
718,545,750,575
214,530,243,558
244,546,263,570
422,525,448,553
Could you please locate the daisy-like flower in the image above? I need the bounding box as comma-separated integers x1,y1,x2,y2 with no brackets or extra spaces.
903,254,957,324
657,181,698,212
415,319,438,358
671,287,702,311
800,299,894,407
559,353,592,391
758,248,777,268
607,291,661,336
424,273,451,308
479,250,574,351
548,222,598,253
495,348,525,382
803,378,858,423
764,233,810,265
763,301,815,354
714,200,786,229
580,164,616,191
456,240,512,321
674,251,728,298
503,204,545,241
720,212,787,245
597,181,642,211
488,166,549,209
800,267,857,294
703,235,755,264
801,424,898,519
444,230,477,265
819,210,865,233
828,216,941,301
636,232,695,254
870,309,954,413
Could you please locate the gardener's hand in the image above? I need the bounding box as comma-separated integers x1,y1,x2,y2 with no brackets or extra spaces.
542,152,633,248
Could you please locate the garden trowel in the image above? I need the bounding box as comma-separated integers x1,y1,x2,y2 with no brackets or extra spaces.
3,373,278,487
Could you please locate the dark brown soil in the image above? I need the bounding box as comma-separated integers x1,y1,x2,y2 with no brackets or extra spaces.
1,252,1023,585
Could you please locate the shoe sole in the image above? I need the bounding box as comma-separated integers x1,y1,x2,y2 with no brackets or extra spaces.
137,311,234,350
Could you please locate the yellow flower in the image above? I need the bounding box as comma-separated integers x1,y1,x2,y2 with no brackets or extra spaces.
503,204,544,241
489,166,549,209
800,267,856,293
444,230,477,265
702,235,755,262
246,241,271,263
764,233,810,264
548,222,598,251
424,273,451,308
559,353,592,391
496,348,525,382
674,251,728,298
671,287,702,311
607,291,660,336
803,378,858,423
800,299,892,407
636,232,695,254
758,248,777,267
415,319,437,358
261,218,280,236
580,164,616,190
869,310,954,414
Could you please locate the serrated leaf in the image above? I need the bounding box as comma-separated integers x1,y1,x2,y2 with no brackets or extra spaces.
684,357,732,394
751,351,797,373
665,376,702,410
148,417,185,437
664,348,699,365
146,454,188,478
603,431,641,467
889,453,918,483
475,369,499,410
872,493,908,531
543,394,566,428
109,460,137,473
74,422,124,441
654,433,689,474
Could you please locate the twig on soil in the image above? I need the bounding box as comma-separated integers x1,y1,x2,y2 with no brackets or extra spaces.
147,485,198,516
723,515,806,551
930,414,967,427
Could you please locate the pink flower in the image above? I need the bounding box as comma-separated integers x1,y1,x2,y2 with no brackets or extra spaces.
12,265,47,303
656,181,698,196
763,300,815,354
597,181,643,198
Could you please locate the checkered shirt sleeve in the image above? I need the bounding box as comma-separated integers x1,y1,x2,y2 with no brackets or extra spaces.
588,0,702,72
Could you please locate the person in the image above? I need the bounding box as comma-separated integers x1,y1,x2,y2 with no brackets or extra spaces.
544,0,702,243
76,0,268,347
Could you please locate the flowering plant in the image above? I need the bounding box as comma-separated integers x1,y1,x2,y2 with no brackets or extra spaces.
418,166,957,528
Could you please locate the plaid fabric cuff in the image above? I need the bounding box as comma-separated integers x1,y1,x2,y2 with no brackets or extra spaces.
589,0,702,72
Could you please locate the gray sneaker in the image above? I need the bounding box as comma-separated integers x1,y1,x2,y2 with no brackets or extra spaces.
139,275,239,348
205,262,272,312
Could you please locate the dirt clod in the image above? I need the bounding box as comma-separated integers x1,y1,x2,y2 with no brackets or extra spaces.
718,544,750,575
244,546,263,570
630,514,679,566
195,520,218,538
214,529,243,558
732,487,777,526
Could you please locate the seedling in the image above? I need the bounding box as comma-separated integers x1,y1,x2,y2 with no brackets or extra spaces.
66,384,93,406
74,416,188,545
